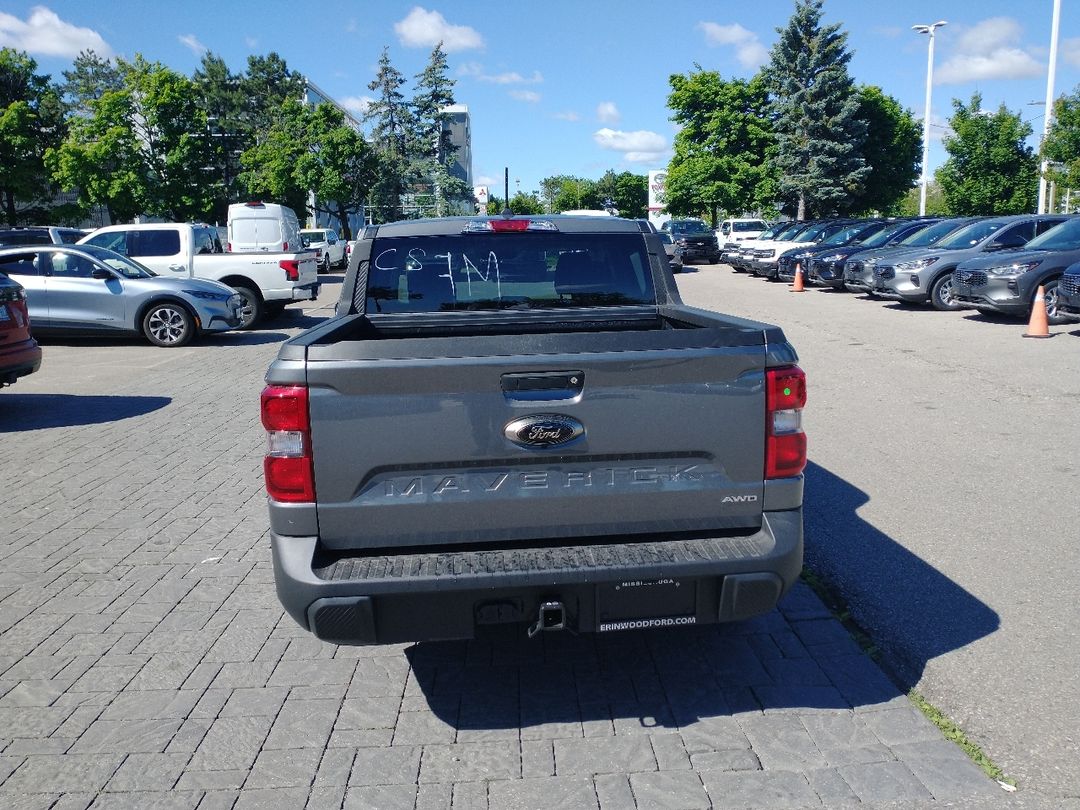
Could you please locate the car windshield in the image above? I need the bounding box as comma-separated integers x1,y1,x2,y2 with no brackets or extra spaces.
73,245,155,278
733,221,767,232
1022,218,1080,250
302,231,327,241
771,223,805,241
670,221,709,234
754,224,784,240
934,220,1007,249
862,221,928,248
366,232,655,313
820,223,872,246
899,219,971,247
793,222,831,242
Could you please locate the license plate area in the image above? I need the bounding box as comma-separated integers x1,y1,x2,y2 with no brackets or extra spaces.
596,578,698,632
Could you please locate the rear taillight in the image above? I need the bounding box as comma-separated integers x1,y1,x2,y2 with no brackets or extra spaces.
226,242,232,252
765,366,807,479
279,259,300,281
261,385,315,502
283,240,289,251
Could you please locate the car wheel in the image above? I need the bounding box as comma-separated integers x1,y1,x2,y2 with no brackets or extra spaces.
233,285,264,330
143,302,194,347
319,254,331,274
929,273,961,311
1041,279,1068,325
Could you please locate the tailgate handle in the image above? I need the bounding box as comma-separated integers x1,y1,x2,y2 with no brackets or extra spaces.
501,371,584,401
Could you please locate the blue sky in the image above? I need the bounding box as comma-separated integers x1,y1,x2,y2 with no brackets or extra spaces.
3,1,1078,198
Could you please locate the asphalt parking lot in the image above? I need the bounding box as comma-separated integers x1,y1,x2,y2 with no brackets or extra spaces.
1,266,1070,809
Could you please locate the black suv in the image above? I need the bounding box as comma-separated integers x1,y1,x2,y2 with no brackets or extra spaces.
0,226,86,247
661,219,720,264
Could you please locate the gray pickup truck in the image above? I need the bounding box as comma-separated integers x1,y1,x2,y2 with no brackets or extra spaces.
262,215,807,644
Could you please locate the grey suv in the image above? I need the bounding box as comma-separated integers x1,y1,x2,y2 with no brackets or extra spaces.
844,218,980,294
873,215,1069,310
952,216,1080,324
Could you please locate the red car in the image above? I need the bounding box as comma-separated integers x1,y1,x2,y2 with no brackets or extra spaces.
0,271,41,387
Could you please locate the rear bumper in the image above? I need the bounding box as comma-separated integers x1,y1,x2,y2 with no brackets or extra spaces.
271,508,803,645
264,282,321,303
0,338,42,385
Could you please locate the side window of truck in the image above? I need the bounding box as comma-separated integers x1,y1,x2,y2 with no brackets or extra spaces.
133,230,182,258
84,231,130,256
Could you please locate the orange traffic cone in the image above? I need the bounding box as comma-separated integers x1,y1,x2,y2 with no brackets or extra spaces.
790,262,805,292
1023,285,1051,338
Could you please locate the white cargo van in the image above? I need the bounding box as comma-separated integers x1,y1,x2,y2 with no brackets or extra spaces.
227,202,303,253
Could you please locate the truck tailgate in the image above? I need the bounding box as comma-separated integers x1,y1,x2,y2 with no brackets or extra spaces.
306,333,768,551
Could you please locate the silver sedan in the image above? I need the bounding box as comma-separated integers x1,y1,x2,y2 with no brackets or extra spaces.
0,244,243,347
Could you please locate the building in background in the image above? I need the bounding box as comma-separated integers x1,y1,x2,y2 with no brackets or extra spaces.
442,104,473,191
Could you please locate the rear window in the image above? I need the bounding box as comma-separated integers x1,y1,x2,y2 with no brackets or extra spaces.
132,230,181,257
0,230,51,246
365,233,655,313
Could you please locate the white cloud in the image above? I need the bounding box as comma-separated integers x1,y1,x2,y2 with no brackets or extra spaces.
178,34,207,55
698,22,768,69
509,89,540,103
244,36,258,49
594,128,668,163
0,6,112,57
476,175,497,186
554,111,580,122
341,96,375,116
394,7,483,52
597,101,620,124
935,17,1043,84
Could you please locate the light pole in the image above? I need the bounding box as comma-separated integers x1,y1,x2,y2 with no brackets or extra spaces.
1038,0,1062,214
913,21,947,216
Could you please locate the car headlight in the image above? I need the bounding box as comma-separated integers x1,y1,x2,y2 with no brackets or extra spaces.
183,289,231,300
986,261,1041,276
819,252,849,263
895,256,939,271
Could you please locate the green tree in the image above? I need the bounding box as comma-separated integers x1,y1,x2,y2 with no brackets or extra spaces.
49,55,216,222
366,48,414,222
237,97,309,216
764,0,868,219
61,49,122,116
193,52,249,222
852,85,921,214
592,170,648,218
411,43,471,216
665,69,776,225
296,104,379,239
241,52,305,139
897,181,949,216
0,48,66,225
1042,85,1080,194
936,93,1037,215
540,175,602,212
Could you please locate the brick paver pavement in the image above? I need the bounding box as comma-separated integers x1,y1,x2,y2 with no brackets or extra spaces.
0,292,1003,808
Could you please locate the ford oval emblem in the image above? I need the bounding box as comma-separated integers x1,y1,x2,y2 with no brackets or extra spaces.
504,414,584,448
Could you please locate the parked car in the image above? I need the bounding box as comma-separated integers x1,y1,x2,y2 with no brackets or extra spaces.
301,228,347,273
819,219,942,291
777,220,890,283
718,218,769,249
0,271,41,386
0,244,244,347
844,217,981,293
951,216,1080,324
227,201,303,253
752,220,856,279
79,222,319,328
0,226,86,247
725,222,794,270
657,231,683,273
661,219,721,264
872,215,1069,310
1057,261,1080,322
729,222,805,271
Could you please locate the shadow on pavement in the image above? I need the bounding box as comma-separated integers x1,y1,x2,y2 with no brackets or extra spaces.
802,460,1000,688
0,393,171,432
403,462,997,734
196,331,294,347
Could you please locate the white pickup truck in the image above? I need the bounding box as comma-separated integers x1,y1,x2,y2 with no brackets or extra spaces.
79,223,319,327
